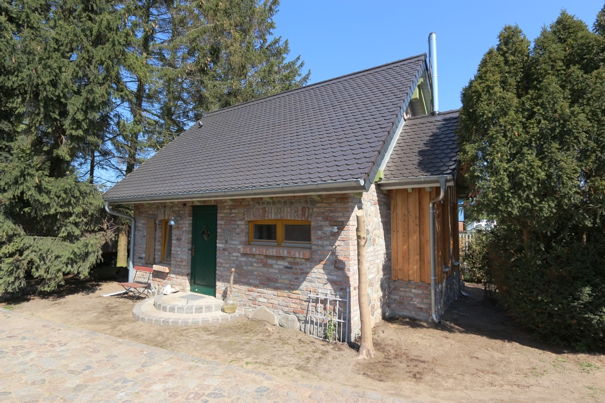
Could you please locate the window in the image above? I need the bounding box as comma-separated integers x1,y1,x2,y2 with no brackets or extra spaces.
161,220,173,262
249,220,311,248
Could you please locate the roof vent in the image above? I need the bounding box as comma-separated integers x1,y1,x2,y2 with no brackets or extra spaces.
197,120,203,127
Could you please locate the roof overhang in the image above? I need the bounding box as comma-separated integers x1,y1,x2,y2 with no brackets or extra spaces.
378,175,455,190
103,179,366,204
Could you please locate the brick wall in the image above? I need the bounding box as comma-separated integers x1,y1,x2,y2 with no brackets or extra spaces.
387,280,431,320
134,203,192,290
132,184,457,334
386,269,460,321
133,191,384,339
435,269,460,317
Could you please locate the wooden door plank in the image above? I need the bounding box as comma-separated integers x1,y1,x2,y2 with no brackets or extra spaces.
407,189,420,282
390,190,399,281
399,190,409,281
419,188,431,284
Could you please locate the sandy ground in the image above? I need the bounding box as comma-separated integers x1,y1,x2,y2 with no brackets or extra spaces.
2,281,604,403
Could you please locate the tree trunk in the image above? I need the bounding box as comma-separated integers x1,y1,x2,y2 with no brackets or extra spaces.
115,1,152,272
356,210,375,359
89,147,95,184
116,224,129,268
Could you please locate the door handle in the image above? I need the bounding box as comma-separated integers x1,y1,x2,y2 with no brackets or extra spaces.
192,246,195,256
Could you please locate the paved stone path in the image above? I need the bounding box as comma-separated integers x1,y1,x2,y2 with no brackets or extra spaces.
0,309,421,403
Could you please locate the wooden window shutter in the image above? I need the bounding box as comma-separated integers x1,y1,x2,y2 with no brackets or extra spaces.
145,218,155,265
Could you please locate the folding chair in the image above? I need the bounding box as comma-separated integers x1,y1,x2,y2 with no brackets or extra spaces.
117,266,153,300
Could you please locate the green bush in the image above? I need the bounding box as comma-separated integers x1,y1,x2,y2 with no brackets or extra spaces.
484,227,605,349
462,231,492,284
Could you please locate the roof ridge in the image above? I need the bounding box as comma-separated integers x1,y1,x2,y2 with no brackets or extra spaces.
201,54,427,119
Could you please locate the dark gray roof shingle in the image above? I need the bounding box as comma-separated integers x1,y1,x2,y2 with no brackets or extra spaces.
383,110,459,180
104,55,426,202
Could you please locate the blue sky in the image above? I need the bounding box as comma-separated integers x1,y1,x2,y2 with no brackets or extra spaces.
274,0,605,112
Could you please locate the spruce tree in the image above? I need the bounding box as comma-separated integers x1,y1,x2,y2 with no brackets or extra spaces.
109,0,309,266
0,0,133,292
182,0,310,112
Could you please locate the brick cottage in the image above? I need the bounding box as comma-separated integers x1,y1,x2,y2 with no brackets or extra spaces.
104,47,461,340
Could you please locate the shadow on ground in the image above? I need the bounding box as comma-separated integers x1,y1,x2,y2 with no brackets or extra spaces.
0,266,129,304
386,282,602,355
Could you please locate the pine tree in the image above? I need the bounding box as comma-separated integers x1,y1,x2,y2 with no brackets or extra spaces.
459,9,605,348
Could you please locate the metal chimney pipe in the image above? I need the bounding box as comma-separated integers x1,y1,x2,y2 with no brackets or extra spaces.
428,32,439,115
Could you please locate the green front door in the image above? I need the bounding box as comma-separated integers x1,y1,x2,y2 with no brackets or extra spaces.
190,205,217,296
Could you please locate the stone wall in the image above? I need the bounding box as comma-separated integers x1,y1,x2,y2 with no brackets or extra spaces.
357,185,390,328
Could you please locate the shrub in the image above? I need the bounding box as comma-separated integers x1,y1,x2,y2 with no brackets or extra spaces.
462,231,492,284
487,227,605,349
458,9,605,350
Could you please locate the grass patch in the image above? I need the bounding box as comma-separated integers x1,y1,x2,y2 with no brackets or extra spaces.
580,362,601,374
530,366,547,377
586,385,605,400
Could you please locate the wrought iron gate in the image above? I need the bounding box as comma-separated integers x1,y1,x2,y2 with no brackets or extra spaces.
305,288,350,343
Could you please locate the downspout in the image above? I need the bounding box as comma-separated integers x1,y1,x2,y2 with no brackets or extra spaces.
104,203,135,282
428,32,439,115
430,177,447,323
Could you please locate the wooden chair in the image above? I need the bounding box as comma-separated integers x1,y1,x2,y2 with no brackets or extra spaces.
117,266,153,300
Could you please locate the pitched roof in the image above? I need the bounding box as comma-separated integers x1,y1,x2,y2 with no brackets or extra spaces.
382,110,459,182
104,55,427,203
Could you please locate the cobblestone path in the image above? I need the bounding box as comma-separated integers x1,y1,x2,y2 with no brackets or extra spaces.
0,309,421,403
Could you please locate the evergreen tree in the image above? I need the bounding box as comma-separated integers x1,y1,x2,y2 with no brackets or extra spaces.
0,0,309,289
459,9,605,348
108,0,309,266
182,0,310,113
110,0,309,174
0,0,133,292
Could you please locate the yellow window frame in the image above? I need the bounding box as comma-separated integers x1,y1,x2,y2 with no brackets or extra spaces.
249,219,311,248
161,219,172,262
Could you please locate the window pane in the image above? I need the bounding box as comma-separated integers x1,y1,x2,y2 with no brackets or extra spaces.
164,224,172,261
284,224,311,243
253,224,277,241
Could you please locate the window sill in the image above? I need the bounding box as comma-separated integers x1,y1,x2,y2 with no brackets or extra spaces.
240,245,311,259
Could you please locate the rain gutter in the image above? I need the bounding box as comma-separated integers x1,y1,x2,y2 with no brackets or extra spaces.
379,175,454,190
103,179,366,204
429,176,448,324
